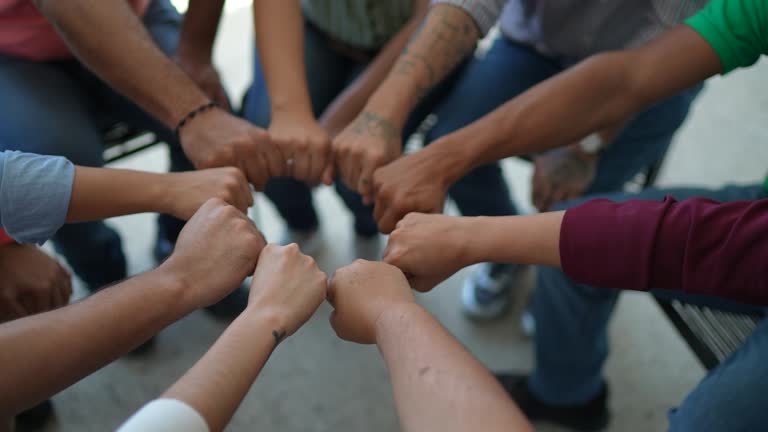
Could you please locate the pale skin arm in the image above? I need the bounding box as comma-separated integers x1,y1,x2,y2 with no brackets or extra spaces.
319,0,431,138
328,261,533,432
157,244,326,431
423,26,722,184
377,303,533,432
162,312,277,432
33,0,209,128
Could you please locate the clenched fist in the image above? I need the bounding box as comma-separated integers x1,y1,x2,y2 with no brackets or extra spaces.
159,167,253,220
327,260,414,344
161,198,266,310
179,108,284,190
332,111,401,202
384,213,476,292
269,112,333,185
372,150,449,233
246,244,327,341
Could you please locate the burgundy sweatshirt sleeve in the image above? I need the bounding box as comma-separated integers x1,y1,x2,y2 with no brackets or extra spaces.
560,196,768,305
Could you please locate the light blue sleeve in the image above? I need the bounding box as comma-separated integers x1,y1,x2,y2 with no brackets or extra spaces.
0,151,75,244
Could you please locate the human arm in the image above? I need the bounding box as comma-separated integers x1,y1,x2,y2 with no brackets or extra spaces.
327,260,533,432
384,197,768,305
33,0,284,188
319,0,431,138
253,0,331,185
0,199,266,418
128,244,327,432
175,0,229,108
370,25,721,232
332,2,489,200
0,151,252,244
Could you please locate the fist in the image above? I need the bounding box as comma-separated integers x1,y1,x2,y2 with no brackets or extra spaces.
162,167,253,220
384,213,473,292
162,198,266,309
0,244,72,322
269,113,333,185
179,108,284,190
327,260,414,344
372,151,448,233
332,111,401,202
247,244,327,340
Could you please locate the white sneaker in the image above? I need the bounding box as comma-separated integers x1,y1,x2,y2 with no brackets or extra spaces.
461,262,525,321
279,227,324,256
354,234,383,261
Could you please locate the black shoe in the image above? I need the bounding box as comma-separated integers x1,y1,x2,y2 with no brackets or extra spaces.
205,286,249,320
497,374,610,431
15,400,54,430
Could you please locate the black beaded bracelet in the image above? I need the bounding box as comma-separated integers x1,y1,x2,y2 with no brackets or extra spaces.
174,101,219,138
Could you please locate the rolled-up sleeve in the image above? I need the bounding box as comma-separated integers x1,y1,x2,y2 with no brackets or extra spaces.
0,151,74,244
431,0,505,35
560,197,768,306
117,399,209,432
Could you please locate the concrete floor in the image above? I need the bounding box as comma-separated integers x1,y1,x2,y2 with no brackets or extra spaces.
35,4,768,432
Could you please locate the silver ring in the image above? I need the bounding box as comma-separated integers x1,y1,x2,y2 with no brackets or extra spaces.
286,158,295,166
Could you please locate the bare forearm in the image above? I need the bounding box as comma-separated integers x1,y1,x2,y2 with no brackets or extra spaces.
177,0,226,62
427,26,721,184
253,0,311,116
320,1,429,136
35,0,209,127
457,213,564,268
364,4,479,127
0,269,189,416
66,166,175,223
163,311,277,431
376,303,532,432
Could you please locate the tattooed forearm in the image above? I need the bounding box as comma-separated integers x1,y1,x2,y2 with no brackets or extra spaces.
351,111,400,141
390,5,479,102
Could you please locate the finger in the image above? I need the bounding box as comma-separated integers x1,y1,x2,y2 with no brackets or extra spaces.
533,180,550,212
307,145,325,185
216,86,231,112
18,293,39,316
50,277,64,309
372,197,387,229
60,271,73,307
293,150,311,182
328,310,341,336
378,208,399,235
357,162,376,205
5,298,27,321
321,162,335,186
245,154,269,191
237,170,255,209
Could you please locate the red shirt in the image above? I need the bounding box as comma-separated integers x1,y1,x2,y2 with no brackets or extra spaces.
560,197,768,306
0,0,150,61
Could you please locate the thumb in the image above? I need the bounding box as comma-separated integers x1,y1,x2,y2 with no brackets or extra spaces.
322,163,335,186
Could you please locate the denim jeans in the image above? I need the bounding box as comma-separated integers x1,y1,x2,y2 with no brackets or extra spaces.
530,184,768,431
0,0,191,289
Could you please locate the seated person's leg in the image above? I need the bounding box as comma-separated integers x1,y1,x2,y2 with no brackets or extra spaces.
0,55,126,290
584,84,703,195
668,318,768,432
513,183,766,428
424,37,561,319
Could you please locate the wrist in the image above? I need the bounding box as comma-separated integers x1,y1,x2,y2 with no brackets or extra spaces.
149,172,178,216
144,265,192,312
421,138,474,187
374,301,425,345
242,303,291,342
363,93,411,130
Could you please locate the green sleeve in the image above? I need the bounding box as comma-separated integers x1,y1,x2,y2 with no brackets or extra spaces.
685,0,768,74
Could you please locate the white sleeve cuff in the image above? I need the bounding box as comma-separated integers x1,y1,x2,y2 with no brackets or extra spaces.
117,399,209,432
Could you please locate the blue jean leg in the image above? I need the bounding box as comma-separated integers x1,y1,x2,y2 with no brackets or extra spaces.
668,318,768,432
425,37,561,217
243,20,358,231
529,184,767,406
586,84,703,194
0,56,126,289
